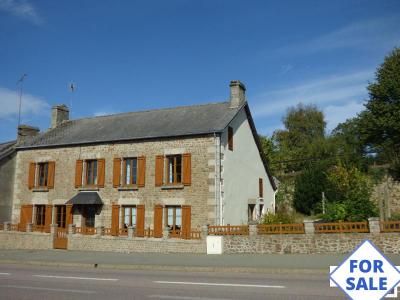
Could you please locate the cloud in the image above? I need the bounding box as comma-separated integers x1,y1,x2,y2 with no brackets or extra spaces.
0,0,43,25
324,101,365,131
252,69,373,118
0,87,49,120
274,17,400,56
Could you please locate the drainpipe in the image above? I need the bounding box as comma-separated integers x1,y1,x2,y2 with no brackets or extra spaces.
214,132,219,225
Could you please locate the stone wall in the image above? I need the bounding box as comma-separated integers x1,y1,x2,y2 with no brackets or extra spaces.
0,153,15,223
372,176,400,218
68,234,206,254
13,135,217,228
0,231,52,250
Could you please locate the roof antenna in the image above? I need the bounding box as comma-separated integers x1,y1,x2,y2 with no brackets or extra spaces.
17,74,27,128
68,82,76,118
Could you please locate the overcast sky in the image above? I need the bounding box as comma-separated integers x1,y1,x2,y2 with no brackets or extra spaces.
0,0,399,142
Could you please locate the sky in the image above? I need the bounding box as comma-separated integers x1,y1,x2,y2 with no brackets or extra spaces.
0,0,399,142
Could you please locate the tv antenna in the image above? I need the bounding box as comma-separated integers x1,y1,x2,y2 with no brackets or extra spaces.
17,74,27,128
68,82,76,117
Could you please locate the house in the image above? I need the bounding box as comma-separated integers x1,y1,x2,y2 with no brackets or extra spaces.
9,80,276,238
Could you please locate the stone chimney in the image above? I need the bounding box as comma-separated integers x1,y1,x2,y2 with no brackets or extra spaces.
229,80,246,108
17,124,39,144
51,104,69,129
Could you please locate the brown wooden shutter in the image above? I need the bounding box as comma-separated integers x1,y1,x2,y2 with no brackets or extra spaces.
45,205,53,230
97,158,105,188
259,178,263,198
47,161,55,189
66,204,73,227
75,160,83,188
113,158,121,188
182,153,191,186
19,205,33,231
28,162,36,189
181,205,191,239
111,204,120,236
228,126,233,151
155,155,164,187
153,205,163,238
138,156,146,187
136,205,145,237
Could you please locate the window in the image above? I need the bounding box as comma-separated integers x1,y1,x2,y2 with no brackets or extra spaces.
122,206,136,229
56,205,66,228
228,126,233,151
38,163,48,187
85,160,98,186
259,178,263,198
166,155,182,185
248,204,256,222
35,205,46,226
123,158,138,185
165,206,182,231
82,206,96,228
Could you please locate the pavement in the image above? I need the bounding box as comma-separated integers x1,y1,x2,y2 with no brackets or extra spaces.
1,249,399,274
0,263,346,299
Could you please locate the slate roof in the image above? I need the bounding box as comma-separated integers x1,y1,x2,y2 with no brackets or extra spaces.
66,192,103,205
0,140,16,161
18,101,242,149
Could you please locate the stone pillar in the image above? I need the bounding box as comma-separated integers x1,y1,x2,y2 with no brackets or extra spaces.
368,217,381,234
3,222,10,231
128,226,135,239
26,223,33,233
96,226,104,237
249,224,258,236
304,220,315,235
50,224,58,238
162,227,170,240
68,224,76,234
201,225,208,239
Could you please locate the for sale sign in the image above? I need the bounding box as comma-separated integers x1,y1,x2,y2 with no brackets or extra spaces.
330,240,400,300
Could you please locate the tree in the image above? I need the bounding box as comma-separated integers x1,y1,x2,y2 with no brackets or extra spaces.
259,135,277,172
359,47,400,180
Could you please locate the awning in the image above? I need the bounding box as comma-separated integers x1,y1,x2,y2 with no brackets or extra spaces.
66,192,103,205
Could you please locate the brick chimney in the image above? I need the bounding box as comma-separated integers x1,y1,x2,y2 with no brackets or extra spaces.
51,104,69,129
17,124,39,144
229,80,246,108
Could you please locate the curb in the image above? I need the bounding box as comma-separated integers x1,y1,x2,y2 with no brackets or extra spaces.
0,259,327,274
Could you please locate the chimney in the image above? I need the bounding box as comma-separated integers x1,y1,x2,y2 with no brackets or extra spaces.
51,104,69,128
17,124,39,144
229,80,246,108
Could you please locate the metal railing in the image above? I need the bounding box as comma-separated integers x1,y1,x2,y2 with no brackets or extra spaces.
257,223,305,234
314,221,369,233
190,230,202,239
380,221,400,233
144,228,154,238
75,227,96,235
208,225,249,236
32,225,50,233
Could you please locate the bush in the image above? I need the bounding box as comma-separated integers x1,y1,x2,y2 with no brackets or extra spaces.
389,212,400,221
261,210,302,224
323,202,347,222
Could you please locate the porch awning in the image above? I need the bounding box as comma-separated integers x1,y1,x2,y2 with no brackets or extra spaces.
66,192,103,205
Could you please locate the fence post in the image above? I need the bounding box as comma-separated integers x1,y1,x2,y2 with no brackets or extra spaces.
304,220,315,235
128,226,135,239
249,224,258,236
96,225,104,237
50,223,58,239
26,223,33,233
202,225,208,239
4,222,10,231
162,227,170,240
368,217,380,234
68,224,76,234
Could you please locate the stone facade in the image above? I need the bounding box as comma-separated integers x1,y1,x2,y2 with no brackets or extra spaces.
0,231,53,250
372,176,400,218
12,135,216,229
223,233,400,254
0,153,16,223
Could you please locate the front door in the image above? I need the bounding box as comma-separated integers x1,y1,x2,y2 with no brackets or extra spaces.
82,206,96,228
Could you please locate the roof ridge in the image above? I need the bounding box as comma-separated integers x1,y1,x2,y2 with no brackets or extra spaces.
71,100,230,122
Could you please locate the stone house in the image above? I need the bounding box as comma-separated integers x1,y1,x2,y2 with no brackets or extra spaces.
9,80,277,238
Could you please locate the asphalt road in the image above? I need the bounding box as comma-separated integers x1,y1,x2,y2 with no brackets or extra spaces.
0,264,345,300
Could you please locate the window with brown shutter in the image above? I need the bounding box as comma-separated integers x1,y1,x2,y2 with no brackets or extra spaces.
155,155,164,186
228,126,233,151
66,204,73,227
45,205,53,229
111,204,120,236
35,205,46,226
47,162,55,189
182,153,191,186
259,178,263,198
181,205,191,239
138,156,146,187
97,158,105,187
113,158,121,187
75,160,83,188
28,162,36,189
20,205,33,231
166,155,182,185
153,205,163,238
28,162,55,189
136,205,145,237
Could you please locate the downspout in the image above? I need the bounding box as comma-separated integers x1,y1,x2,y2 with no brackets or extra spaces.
214,132,219,225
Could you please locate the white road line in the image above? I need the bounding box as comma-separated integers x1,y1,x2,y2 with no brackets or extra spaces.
0,273,10,276
148,295,232,300
32,274,119,281
154,281,285,289
0,285,96,294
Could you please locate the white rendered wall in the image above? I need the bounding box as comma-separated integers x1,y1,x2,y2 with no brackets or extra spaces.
220,108,275,225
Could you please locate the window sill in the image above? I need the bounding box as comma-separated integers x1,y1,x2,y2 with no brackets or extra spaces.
161,184,184,190
78,187,99,191
32,188,49,192
118,185,139,191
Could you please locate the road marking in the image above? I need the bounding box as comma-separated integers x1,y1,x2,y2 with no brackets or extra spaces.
0,285,96,294
0,273,10,276
154,281,285,289
32,274,119,281
148,295,232,300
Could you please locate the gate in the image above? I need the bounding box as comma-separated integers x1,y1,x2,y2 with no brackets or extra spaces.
53,227,68,249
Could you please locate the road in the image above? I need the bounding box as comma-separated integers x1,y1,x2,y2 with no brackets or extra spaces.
0,264,345,300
